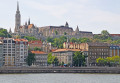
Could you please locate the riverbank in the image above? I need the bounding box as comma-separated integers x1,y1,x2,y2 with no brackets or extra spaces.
0,67,120,74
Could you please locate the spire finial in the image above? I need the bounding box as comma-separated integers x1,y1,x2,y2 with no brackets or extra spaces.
17,1,19,11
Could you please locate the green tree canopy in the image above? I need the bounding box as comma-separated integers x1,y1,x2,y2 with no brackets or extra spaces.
24,36,38,41
0,28,11,38
55,31,58,35
26,52,36,66
101,30,110,36
96,56,120,67
64,32,67,35
47,37,54,42
70,37,78,43
33,47,41,51
47,53,59,66
73,51,85,67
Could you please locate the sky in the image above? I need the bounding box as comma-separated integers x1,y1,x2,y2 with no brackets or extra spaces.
0,0,120,34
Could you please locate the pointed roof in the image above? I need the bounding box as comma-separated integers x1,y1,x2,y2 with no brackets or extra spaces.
65,22,69,27
28,18,30,25
25,22,27,25
75,26,79,33
17,1,19,11
9,28,12,33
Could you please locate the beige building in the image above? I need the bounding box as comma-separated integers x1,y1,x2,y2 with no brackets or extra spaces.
52,49,81,66
31,51,48,66
39,22,73,37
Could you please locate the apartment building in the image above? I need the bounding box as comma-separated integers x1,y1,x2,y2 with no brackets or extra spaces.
3,38,15,66
2,38,28,66
14,39,28,66
80,43,110,66
109,45,120,57
0,42,3,67
31,51,48,66
52,49,81,66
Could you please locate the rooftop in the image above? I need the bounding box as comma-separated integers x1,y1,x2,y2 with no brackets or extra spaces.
29,40,42,44
28,24,34,29
87,42,110,46
110,34,120,37
14,39,28,42
31,51,47,54
52,49,81,52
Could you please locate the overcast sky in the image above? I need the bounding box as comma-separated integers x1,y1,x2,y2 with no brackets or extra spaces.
0,0,120,34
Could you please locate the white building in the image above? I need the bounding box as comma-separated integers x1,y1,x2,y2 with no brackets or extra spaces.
14,39,28,66
2,38,28,66
3,38,15,66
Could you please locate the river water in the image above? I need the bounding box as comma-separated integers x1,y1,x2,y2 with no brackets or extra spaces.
0,73,120,83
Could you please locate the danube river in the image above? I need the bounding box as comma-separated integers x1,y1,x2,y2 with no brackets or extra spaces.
0,73,120,83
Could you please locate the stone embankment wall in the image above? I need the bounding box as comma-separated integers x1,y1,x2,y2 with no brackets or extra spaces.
0,67,120,74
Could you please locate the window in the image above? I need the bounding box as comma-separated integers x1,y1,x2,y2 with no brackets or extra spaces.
20,41,23,44
21,49,23,51
3,40,7,43
8,40,11,43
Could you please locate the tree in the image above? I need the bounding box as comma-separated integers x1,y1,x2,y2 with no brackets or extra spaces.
33,47,41,51
24,36,38,41
70,37,78,43
0,28,12,38
46,37,54,42
64,32,67,35
55,31,58,35
101,30,110,37
47,53,59,66
79,38,91,43
96,56,120,67
26,52,36,66
73,51,85,67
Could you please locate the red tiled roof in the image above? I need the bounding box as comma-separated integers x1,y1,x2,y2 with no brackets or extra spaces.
31,51,47,54
29,40,42,44
14,39,28,42
110,34,120,37
51,49,57,52
28,24,34,29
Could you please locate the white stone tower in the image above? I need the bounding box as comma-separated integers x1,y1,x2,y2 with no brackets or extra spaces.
14,1,21,33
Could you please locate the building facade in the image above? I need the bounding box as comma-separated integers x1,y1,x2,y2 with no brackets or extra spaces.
3,38,15,66
12,2,93,40
52,49,81,66
2,38,28,66
80,43,110,66
0,42,3,67
109,45,120,57
14,39,28,66
28,40,42,50
31,51,48,66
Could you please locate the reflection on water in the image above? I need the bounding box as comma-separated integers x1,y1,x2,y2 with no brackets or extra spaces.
0,73,120,83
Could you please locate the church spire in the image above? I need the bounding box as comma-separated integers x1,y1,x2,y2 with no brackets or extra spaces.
65,22,69,27
14,1,21,33
75,26,79,33
9,28,12,33
28,18,30,25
